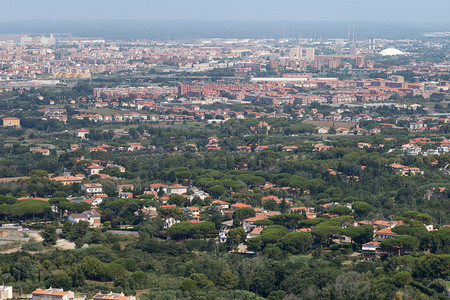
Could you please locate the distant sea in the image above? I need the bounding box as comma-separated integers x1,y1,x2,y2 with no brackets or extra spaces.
0,20,448,40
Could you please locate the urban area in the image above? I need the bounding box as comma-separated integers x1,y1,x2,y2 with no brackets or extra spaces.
0,29,448,300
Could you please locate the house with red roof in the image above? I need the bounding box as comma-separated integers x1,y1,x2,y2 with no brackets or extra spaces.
242,211,279,232
375,227,398,242
51,176,83,185
231,203,252,209
76,129,89,139
212,200,230,210
166,184,187,195
261,195,282,204
86,163,104,175
68,209,101,228
32,288,74,300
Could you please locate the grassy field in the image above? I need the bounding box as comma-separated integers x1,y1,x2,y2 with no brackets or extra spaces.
0,176,30,183
304,120,355,129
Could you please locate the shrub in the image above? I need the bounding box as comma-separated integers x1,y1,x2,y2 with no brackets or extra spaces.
22,242,43,251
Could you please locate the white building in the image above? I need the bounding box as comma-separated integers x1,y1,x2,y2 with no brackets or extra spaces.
379,48,405,56
437,146,449,154
218,229,229,243
425,149,439,156
166,184,188,195
86,164,104,175
76,129,89,139
163,217,180,229
407,146,421,156
0,286,12,300
187,188,210,201
68,210,101,228
81,183,103,194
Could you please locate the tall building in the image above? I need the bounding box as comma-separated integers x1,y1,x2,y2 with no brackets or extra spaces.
349,44,357,56
305,48,315,61
335,44,343,55
370,38,375,50
289,48,302,60
356,56,365,67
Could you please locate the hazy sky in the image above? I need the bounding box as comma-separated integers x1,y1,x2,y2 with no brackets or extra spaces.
1,0,449,23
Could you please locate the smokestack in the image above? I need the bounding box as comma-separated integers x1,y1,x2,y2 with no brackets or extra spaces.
353,24,355,42
348,26,350,42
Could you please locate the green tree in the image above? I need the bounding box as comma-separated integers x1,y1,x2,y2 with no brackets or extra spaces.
226,227,246,249
311,225,340,246
278,232,313,254
104,262,127,280
260,225,290,246
61,221,73,239
11,257,38,281
342,225,374,245
329,206,352,216
70,220,89,241
132,271,148,288
180,278,198,293
392,271,412,287
80,257,105,280
41,225,57,246
168,195,188,207
263,244,283,260
159,207,183,220
75,237,84,248
233,207,256,227
352,201,373,218
380,235,419,252
209,185,227,197
45,272,73,290
269,213,303,229
189,273,214,290
218,270,239,290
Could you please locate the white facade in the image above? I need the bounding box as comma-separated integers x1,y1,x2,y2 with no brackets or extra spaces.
166,185,187,195
0,286,12,300
163,217,180,229
81,183,103,194
76,130,89,139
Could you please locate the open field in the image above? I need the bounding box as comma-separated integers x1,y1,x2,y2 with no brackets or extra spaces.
304,120,355,129
0,176,29,183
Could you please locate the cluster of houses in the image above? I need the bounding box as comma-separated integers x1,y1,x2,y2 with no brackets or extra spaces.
59,178,434,260
389,163,424,176
51,159,127,186
401,137,450,156
361,220,435,258
19,159,444,261
0,287,135,300
209,199,436,258
4,93,449,135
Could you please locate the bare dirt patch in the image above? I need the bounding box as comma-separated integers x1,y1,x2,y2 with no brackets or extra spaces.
56,239,76,250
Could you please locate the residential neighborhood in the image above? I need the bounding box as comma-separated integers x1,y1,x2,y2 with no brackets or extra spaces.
0,12,448,300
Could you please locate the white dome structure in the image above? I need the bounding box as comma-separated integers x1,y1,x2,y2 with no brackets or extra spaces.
379,48,405,56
